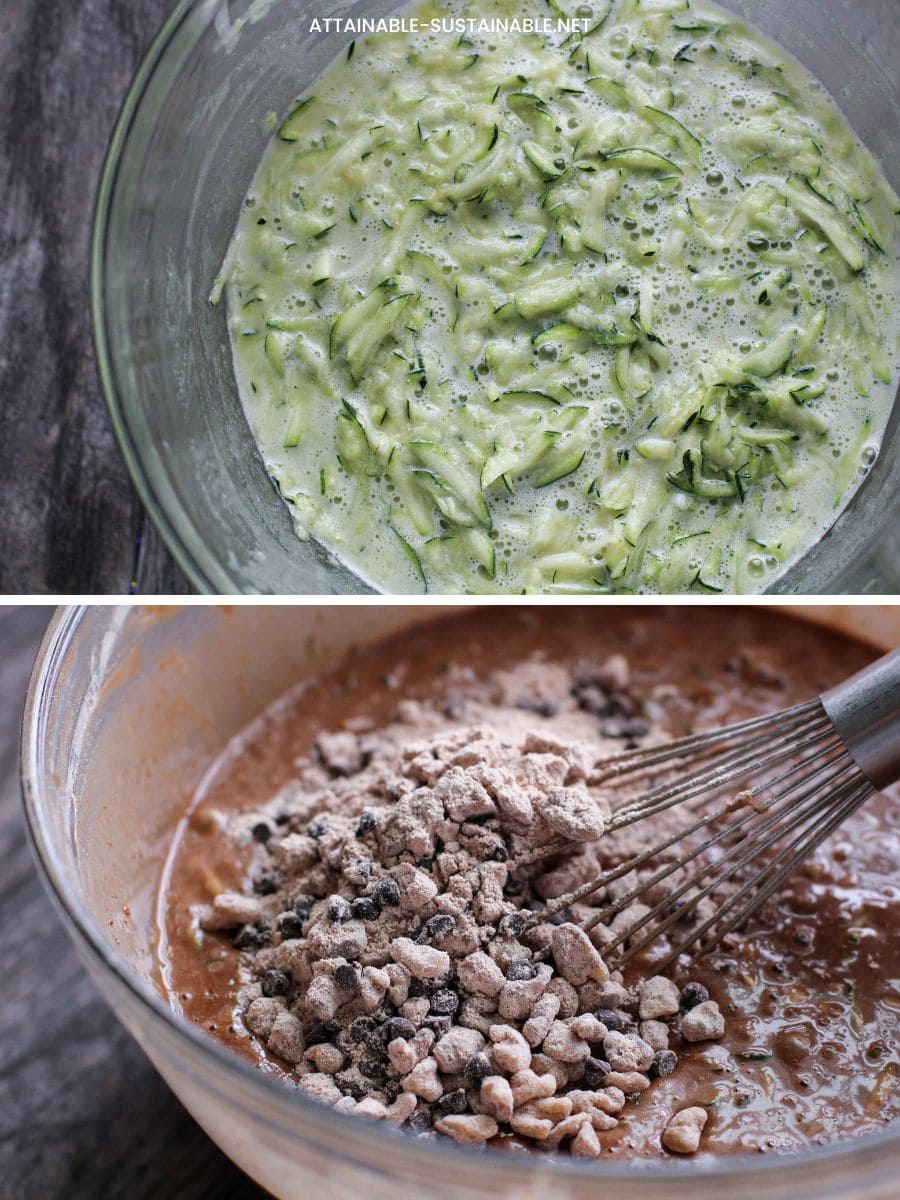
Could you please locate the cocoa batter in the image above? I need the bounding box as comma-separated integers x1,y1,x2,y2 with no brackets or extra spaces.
158,608,900,1159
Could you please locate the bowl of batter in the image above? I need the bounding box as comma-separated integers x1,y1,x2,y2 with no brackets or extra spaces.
21,604,900,1197
91,0,900,594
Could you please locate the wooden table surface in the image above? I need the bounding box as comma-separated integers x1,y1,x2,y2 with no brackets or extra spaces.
0,608,264,1199
0,3,190,595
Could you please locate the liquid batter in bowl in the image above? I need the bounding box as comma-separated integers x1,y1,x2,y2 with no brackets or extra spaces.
158,608,900,1161
217,0,900,594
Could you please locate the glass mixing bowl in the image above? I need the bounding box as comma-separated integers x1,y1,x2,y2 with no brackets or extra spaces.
91,0,900,594
20,604,900,1199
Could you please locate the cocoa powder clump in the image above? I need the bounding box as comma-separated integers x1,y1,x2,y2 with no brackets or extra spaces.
193,658,726,1158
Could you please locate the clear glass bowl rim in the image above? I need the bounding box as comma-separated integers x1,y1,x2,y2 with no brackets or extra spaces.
19,604,900,1189
90,0,217,592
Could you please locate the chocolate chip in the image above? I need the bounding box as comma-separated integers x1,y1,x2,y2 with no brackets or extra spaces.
253,871,282,896
429,989,459,1015
328,896,353,923
261,969,290,998
347,1016,379,1044
515,698,560,718
276,912,304,940
406,1107,433,1132
232,922,270,950
595,1008,630,1033
573,677,640,728
574,685,608,715
334,1070,366,1100
383,1017,416,1041
251,821,272,843
373,877,401,907
649,1049,678,1079
599,717,650,741
351,896,381,921
308,818,329,839
506,959,537,981
571,679,615,718
417,914,455,943
293,894,315,919
627,719,650,738
583,1056,612,1088
334,963,361,991
368,1034,393,1064
463,1052,492,1086
348,857,373,884
680,982,709,1010
488,844,509,863
356,808,379,835
359,1058,387,1082
435,1088,467,1116
499,912,528,937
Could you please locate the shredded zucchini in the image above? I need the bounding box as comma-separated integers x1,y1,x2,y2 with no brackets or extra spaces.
223,0,899,594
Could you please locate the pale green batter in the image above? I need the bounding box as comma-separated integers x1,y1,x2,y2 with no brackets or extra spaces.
217,0,900,593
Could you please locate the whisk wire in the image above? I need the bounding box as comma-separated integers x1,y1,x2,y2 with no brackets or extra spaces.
609,709,838,829
566,729,852,932
613,763,866,969
589,699,825,786
655,777,874,970
530,691,889,966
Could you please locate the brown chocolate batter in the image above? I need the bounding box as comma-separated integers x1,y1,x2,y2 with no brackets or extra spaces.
158,607,900,1158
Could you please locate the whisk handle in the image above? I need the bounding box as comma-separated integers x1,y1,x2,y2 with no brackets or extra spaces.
821,650,900,791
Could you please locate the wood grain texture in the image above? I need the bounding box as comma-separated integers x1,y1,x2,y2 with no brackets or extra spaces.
0,3,191,595
0,607,263,1199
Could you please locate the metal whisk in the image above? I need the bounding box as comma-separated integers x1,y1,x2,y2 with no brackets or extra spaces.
533,650,900,970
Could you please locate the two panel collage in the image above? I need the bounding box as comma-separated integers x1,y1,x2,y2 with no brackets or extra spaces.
3,1,899,1197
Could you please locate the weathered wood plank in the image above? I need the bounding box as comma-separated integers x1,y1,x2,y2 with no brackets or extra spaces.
0,607,262,1197
0,3,191,595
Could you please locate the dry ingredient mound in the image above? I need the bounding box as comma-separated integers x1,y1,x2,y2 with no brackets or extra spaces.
195,656,726,1157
